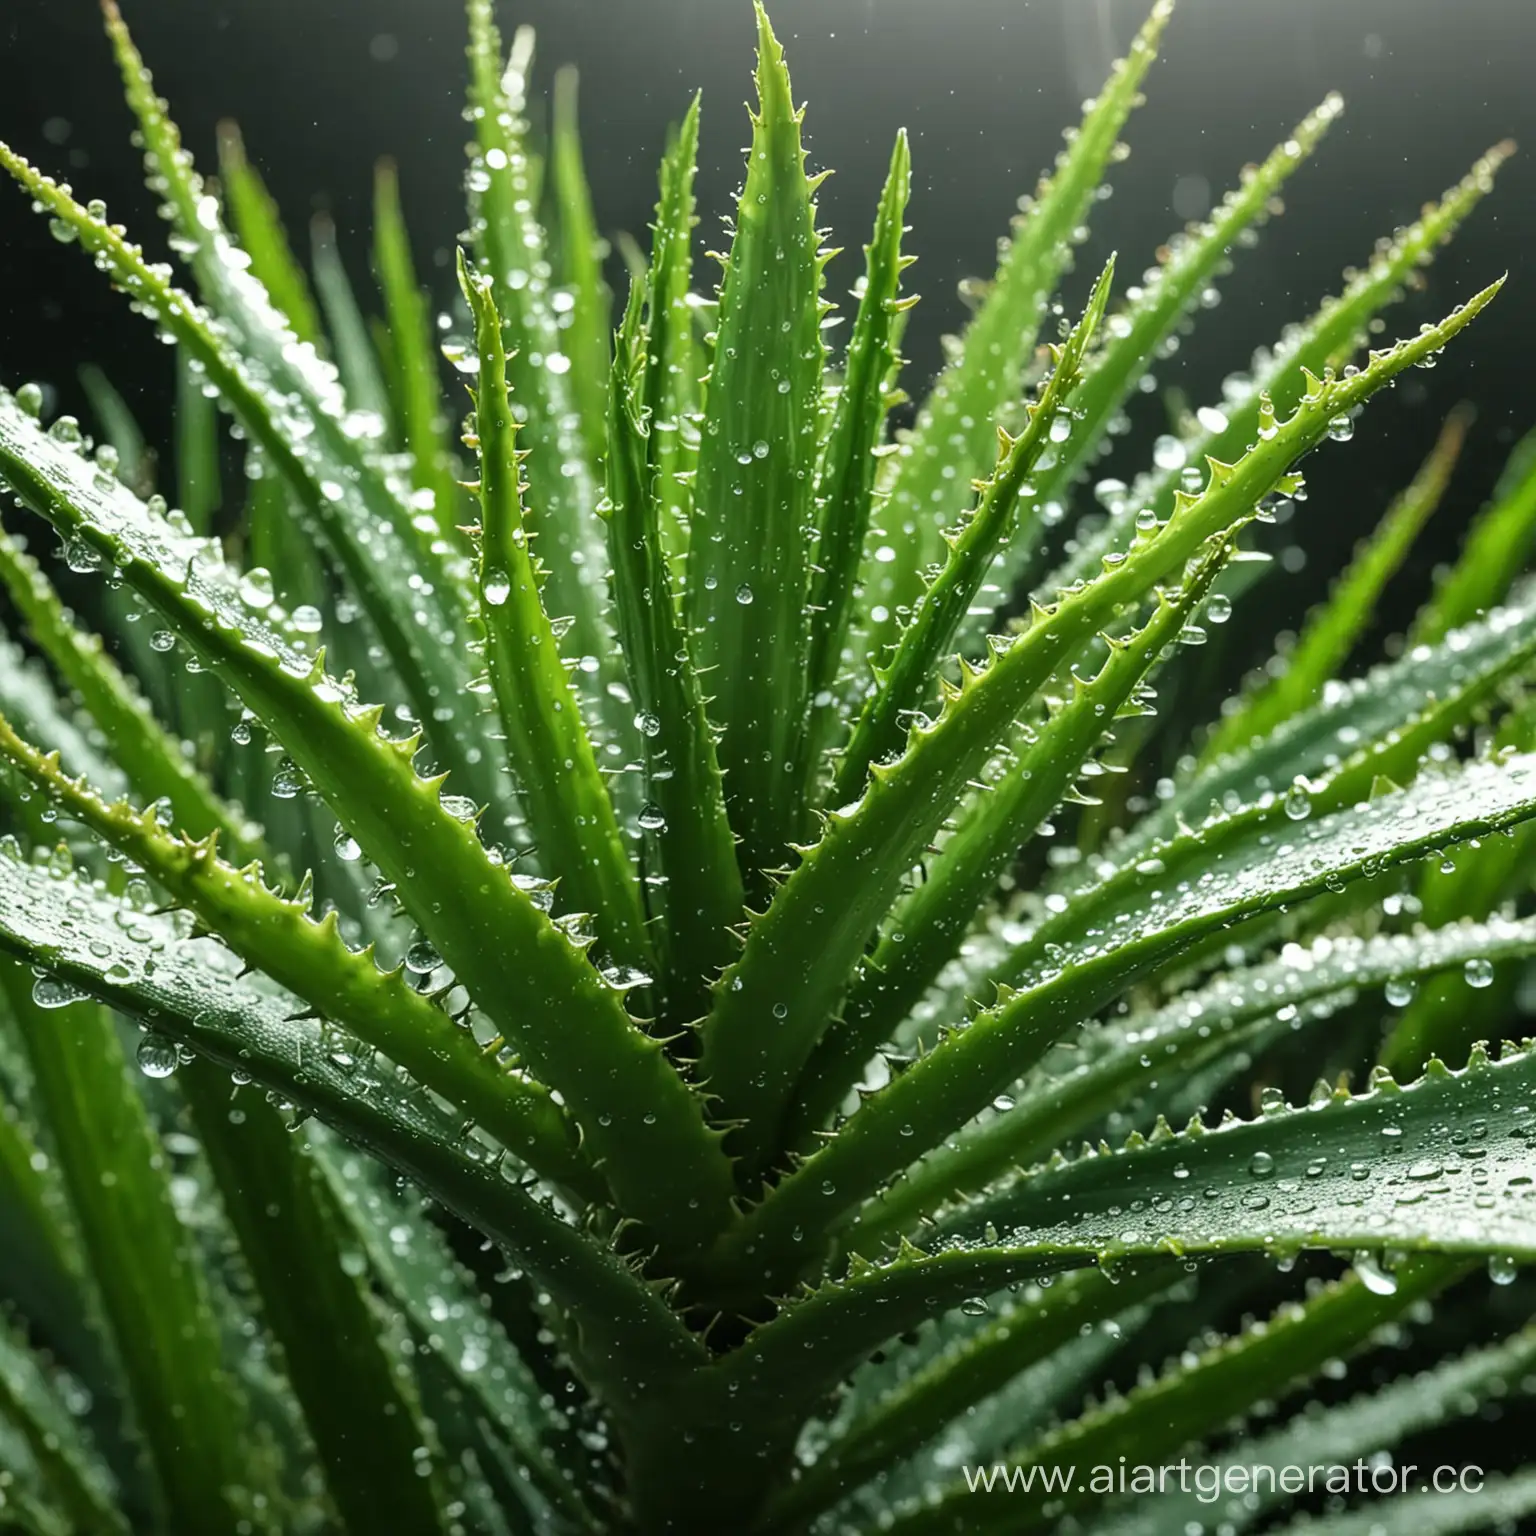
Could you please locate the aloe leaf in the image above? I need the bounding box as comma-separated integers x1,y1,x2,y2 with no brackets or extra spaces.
1090,588,1536,891
0,716,595,1198
684,3,828,880
761,1266,1177,1533
1096,1318,1536,1536
933,1038,1536,1271
0,1326,126,1536
311,215,393,430
604,283,742,1016
884,1262,1459,1536
791,533,1237,1148
459,252,651,973
315,1145,600,1534
834,257,1116,802
860,0,1173,661
641,97,703,569
0,852,708,1419
863,913,1536,1248
0,143,506,819
1266,1471,1536,1536
1203,402,1471,762
1053,141,1513,592
0,526,263,864
1413,423,1536,646
464,0,611,678
214,122,324,348
182,1069,454,1536
76,366,149,495
373,159,461,547
0,382,735,1251
802,129,913,760
696,287,1498,1185
550,66,610,472
967,92,1343,641
0,961,272,1534
709,747,1536,1296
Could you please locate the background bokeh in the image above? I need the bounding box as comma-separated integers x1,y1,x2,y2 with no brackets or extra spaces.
1,0,1531,648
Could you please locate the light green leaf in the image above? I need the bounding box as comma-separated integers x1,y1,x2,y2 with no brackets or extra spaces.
707,748,1536,1298
550,66,611,474
372,159,462,548
0,380,734,1253
802,128,914,768
685,2,828,881
603,283,742,1019
834,257,1116,802
968,91,1343,641
695,286,1498,1188
860,0,1172,661
0,960,273,1535
464,0,612,681
458,252,651,974
1203,402,1471,762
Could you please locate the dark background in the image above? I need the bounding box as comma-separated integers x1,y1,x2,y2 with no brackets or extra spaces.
0,0,1532,637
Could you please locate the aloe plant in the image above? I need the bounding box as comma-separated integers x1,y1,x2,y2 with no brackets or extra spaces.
0,2,1534,1533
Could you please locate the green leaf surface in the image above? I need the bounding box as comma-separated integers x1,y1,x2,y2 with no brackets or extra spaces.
685,3,827,881
1051,140,1512,593
0,715,594,1199
1203,402,1471,762
459,252,651,973
0,526,263,864
464,0,612,680
372,159,462,547
1414,422,1536,646
0,961,271,1535
792,533,1238,1149
802,128,913,764
864,913,1536,1248
0,380,734,1252
710,747,1536,1297
695,286,1498,1188
640,97,704,573
603,282,742,1018
182,1066,453,1536
311,214,393,430
860,0,1172,661
760,1266,1178,1533
834,257,1116,802
1266,1471,1536,1536
214,121,324,348
0,850,708,1419
968,91,1343,641
885,1262,1459,1536
550,66,611,474
0,140,506,818
0,1324,126,1536
1094,1318,1536,1536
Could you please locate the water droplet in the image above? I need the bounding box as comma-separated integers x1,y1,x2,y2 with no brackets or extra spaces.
149,630,176,653
1464,957,1495,990
483,569,511,606
959,1296,991,1317
1488,1254,1519,1286
1384,976,1418,1007
1283,781,1312,821
752,440,770,459
334,830,363,862
1249,1150,1275,1177
31,976,83,1010
1151,433,1186,471
1354,1253,1398,1295
1327,413,1355,442
136,1032,180,1079
405,940,442,974
638,803,667,832
735,584,754,606
1206,593,1232,624
634,711,661,738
